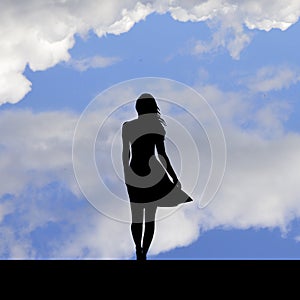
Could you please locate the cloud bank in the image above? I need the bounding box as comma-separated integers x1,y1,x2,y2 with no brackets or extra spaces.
1,80,300,258
1,0,300,104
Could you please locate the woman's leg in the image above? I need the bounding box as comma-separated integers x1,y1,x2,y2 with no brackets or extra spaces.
130,203,144,260
142,204,158,259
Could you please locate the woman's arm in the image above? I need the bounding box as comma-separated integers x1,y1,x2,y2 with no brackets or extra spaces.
156,136,181,187
122,122,130,179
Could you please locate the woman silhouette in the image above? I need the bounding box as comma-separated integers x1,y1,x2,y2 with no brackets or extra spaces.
122,93,192,260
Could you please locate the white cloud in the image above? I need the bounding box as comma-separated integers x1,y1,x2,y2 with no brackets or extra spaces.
0,225,36,258
241,65,300,92
68,55,121,71
0,109,132,258
192,13,253,59
1,0,300,104
0,0,152,105
194,83,300,233
174,0,300,59
167,0,300,31
202,127,300,232
0,110,78,197
0,200,14,223
53,210,133,259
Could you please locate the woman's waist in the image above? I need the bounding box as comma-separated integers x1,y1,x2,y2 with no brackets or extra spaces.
130,157,162,173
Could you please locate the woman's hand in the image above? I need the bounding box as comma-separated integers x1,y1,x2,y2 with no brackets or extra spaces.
173,178,181,189
156,137,182,189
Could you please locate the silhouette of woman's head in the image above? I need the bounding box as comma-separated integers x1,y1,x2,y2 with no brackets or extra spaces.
135,93,166,131
135,93,160,115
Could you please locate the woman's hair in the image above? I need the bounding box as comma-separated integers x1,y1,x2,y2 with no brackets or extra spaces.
135,93,166,129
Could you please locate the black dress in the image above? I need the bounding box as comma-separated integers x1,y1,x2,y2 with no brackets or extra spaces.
123,117,193,207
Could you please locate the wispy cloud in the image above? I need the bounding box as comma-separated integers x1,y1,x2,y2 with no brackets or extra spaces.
191,20,253,60
241,65,300,92
68,55,121,71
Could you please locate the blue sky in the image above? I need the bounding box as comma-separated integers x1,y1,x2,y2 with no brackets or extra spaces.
1,1,300,259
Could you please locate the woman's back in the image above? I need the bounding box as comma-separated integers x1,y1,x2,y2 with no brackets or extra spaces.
123,116,165,176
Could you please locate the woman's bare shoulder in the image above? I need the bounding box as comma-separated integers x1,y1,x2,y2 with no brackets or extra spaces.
122,119,138,136
122,118,138,127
